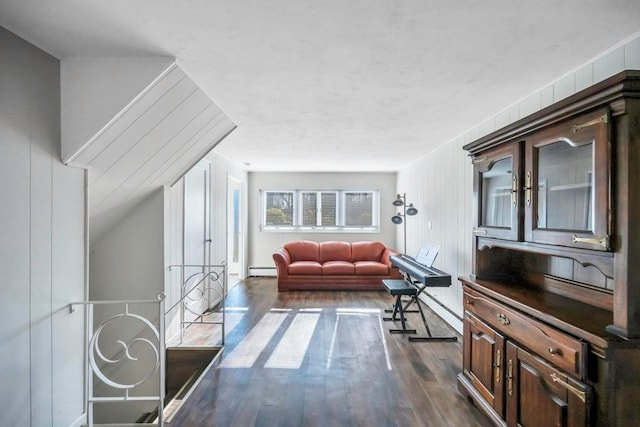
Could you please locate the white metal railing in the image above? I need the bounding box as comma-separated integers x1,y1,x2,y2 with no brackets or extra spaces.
71,264,226,426
166,264,226,347
71,296,166,426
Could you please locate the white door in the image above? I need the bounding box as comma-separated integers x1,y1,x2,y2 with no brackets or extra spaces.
183,160,211,320
227,177,244,288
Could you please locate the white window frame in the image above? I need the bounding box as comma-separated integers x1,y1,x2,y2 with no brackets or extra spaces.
341,190,379,230
262,191,297,230
260,189,379,233
299,191,338,228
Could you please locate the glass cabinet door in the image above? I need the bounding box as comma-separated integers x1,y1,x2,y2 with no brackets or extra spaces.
525,108,611,250
473,141,522,241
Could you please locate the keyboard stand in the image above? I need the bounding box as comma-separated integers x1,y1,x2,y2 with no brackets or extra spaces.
382,279,457,342
382,280,417,334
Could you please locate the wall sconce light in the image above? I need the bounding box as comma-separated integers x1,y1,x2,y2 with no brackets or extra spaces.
391,193,418,253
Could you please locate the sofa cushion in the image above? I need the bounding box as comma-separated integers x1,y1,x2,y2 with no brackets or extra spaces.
285,240,320,262
354,261,389,276
322,261,355,275
289,261,323,275
351,241,385,262
319,241,351,263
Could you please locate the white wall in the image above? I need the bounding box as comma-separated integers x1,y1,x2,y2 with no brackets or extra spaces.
0,26,85,426
61,56,174,163
397,142,472,333
248,172,397,268
88,187,165,423
398,33,640,334
90,188,165,301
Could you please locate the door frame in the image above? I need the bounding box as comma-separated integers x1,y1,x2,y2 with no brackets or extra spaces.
227,174,247,285
182,159,212,316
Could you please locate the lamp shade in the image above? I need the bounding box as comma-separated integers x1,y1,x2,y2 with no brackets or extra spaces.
406,204,418,216
392,194,404,206
391,215,403,224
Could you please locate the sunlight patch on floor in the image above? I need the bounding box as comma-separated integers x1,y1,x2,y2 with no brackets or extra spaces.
220,312,288,368
377,314,392,371
205,312,245,345
264,313,320,369
223,306,249,312
336,307,381,314
327,310,392,371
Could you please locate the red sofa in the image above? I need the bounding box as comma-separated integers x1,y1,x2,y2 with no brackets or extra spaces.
273,240,401,291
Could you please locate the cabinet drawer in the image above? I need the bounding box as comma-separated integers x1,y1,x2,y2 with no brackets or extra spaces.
464,289,586,378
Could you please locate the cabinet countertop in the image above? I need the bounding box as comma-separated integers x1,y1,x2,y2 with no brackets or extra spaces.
459,276,616,351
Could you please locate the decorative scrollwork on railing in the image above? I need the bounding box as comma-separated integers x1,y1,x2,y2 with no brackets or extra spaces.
88,309,160,390
182,271,225,316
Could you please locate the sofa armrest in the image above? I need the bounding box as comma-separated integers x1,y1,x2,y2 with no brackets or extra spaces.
381,247,399,266
273,248,291,279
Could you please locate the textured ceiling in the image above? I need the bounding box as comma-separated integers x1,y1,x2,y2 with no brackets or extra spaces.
1,0,640,171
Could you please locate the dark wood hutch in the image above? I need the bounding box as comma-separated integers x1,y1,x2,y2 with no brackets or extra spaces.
458,70,640,427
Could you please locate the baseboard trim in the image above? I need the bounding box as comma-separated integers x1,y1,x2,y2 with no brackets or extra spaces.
248,266,276,277
419,293,463,335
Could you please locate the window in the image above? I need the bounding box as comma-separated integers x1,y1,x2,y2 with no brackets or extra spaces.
264,191,294,226
301,191,337,227
261,190,378,232
344,191,373,227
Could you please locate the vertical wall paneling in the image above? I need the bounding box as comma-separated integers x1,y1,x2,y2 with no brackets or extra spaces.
0,26,86,426
51,162,86,425
398,140,469,334
0,76,32,426
540,85,554,110
162,185,176,340
626,37,640,69
554,74,575,102
575,64,594,92
594,47,625,83
520,92,541,118
397,33,640,335
166,182,184,343
29,62,55,426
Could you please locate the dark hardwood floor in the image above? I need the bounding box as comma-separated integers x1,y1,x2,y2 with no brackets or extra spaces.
169,278,491,427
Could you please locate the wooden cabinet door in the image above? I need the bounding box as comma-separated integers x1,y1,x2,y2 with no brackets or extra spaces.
505,342,590,427
472,141,523,241
463,312,505,416
524,108,611,251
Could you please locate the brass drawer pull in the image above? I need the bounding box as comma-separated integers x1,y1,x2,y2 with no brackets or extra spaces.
511,175,518,207
472,156,488,165
548,347,562,356
572,114,608,133
497,313,510,326
507,359,514,396
572,234,609,249
550,373,586,403
524,171,532,206
495,349,502,383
